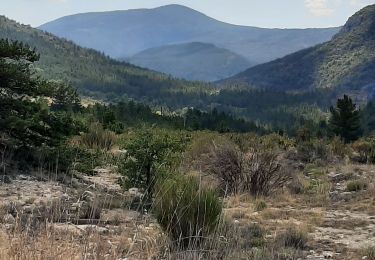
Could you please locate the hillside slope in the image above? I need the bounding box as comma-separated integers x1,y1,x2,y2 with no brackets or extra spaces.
126,42,252,81
39,4,339,64
0,15,211,103
222,5,375,99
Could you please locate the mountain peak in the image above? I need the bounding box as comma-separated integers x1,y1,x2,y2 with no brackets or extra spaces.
336,4,375,40
154,4,195,11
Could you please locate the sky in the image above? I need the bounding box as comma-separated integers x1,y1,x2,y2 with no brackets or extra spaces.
1,0,374,28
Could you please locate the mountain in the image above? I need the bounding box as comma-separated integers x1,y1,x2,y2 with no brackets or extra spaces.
222,5,375,100
0,15,212,104
0,15,339,131
126,42,252,81
39,4,339,64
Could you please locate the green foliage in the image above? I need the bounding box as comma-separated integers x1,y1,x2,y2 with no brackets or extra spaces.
0,16,336,134
329,95,362,143
89,101,264,134
346,180,368,192
224,5,375,93
0,39,81,160
352,137,375,163
153,175,222,248
119,128,188,193
239,223,266,248
254,200,267,211
295,139,333,163
77,122,116,151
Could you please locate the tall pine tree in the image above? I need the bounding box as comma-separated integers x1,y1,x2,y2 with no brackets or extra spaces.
0,39,81,149
329,95,362,143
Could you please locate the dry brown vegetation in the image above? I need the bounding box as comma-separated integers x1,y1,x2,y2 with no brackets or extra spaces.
1,133,375,259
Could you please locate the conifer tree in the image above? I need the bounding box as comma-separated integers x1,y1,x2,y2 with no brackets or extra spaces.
0,39,81,149
329,95,362,143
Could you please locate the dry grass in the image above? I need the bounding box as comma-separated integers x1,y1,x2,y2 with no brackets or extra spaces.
0,214,165,260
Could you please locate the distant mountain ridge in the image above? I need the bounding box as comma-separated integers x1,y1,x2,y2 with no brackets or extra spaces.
125,42,252,81
0,15,212,104
221,4,375,101
39,4,339,64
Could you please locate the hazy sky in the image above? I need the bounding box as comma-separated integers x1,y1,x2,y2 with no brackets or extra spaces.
1,0,374,28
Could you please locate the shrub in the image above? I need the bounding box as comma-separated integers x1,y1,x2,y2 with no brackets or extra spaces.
239,223,265,248
203,139,289,197
276,227,309,250
153,175,222,249
351,137,375,164
254,200,267,211
119,128,186,195
363,246,375,260
296,139,330,163
203,141,243,195
242,147,289,197
260,133,295,150
78,122,116,151
346,180,368,192
329,136,349,159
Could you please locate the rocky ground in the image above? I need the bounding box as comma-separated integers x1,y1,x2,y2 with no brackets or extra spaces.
0,168,164,260
0,163,374,259
225,163,375,259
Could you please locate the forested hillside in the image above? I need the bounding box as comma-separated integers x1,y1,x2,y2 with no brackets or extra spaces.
222,4,375,101
126,42,252,81
0,15,334,133
0,15,212,104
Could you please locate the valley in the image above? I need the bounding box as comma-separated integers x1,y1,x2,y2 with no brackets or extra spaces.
1,2,375,260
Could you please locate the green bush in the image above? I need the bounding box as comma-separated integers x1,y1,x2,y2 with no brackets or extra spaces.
260,133,295,150
296,139,329,163
254,200,267,211
153,175,222,249
346,180,368,192
119,128,187,194
276,227,309,250
240,223,265,248
78,122,116,151
351,137,375,164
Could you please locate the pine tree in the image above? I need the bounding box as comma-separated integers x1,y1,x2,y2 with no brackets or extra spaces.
0,39,81,149
329,95,362,143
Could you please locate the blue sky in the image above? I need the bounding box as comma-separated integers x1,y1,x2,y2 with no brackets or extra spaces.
1,0,374,28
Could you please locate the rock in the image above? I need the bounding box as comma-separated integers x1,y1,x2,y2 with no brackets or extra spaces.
323,251,333,258
129,188,139,195
18,175,29,181
327,172,346,182
23,205,35,214
330,191,355,202
92,168,111,175
51,223,82,236
129,187,143,198
61,193,70,201
297,163,305,171
3,214,15,224
76,225,108,234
